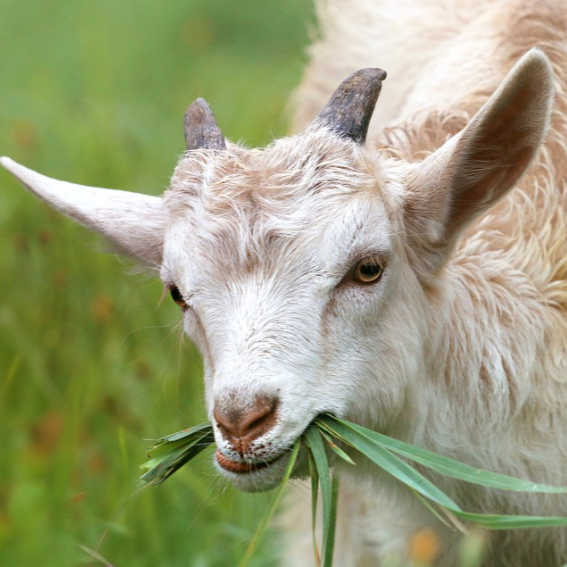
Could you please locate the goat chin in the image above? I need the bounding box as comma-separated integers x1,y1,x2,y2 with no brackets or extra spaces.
215,449,307,493
215,461,288,494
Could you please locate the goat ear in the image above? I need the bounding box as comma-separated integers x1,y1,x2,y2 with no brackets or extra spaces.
405,49,554,274
1,157,165,267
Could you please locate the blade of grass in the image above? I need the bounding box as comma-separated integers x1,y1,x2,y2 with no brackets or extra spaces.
319,429,356,465
148,422,213,444
409,487,466,533
453,510,567,530
308,450,321,567
305,426,337,567
140,431,215,485
145,423,214,458
139,413,567,567
317,416,567,532
324,475,339,567
142,431,207,467
320,418,461,511
80,545,114,565
237,441,300,567
319,416,567,494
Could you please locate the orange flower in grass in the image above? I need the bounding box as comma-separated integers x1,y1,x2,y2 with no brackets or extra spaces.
408,528,440,566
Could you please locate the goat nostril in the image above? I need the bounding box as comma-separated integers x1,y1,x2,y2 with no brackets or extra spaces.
248,412,269,432
214,395,279,446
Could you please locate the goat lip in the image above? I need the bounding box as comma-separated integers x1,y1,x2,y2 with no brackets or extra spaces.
215,450,281,475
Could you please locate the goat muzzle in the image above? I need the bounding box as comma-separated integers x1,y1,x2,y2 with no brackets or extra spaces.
214,394,279,454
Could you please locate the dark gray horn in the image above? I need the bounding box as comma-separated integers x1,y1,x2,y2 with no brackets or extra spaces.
312,68,387,144
184,98,226,151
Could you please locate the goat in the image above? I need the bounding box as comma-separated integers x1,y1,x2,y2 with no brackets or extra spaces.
3,0,567,565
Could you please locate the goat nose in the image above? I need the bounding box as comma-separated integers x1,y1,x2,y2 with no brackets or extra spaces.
214,395,279,451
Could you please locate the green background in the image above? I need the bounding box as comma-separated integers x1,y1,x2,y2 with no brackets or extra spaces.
0,0,314,565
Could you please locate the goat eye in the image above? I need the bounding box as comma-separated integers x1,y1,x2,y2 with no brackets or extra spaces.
352,256,385,285
169,284,189,310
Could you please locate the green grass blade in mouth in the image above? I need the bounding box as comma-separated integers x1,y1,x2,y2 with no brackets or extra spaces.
453,510,567,530
308,449,321,566
140,432,215,485
305,426,338,567
140,423,215,485
324,475,339,567
149,421,214,443
141,414,567,565
409,488,466,532
319,415,567,494
145,422,214,458
319,429,356,465
237,441,300,567
317,415,567,533
319,418,461,511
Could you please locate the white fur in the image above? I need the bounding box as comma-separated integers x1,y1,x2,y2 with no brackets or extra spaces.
2,0,567,565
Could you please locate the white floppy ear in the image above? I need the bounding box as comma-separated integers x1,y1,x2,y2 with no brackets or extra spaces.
405,49,554,274
1,157,165,267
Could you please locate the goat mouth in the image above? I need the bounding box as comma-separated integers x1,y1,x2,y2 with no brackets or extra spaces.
215,450,282,475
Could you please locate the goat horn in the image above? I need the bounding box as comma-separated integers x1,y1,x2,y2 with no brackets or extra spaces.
184,98,226,151
312,68,387,144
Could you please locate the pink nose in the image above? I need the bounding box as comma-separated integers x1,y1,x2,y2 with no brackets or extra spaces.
214,395,279,453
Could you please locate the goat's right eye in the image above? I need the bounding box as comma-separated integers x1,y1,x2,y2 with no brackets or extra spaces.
169,285,189,310
353,256,384,284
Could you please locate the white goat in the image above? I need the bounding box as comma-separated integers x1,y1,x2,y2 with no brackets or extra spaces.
2,0,567,565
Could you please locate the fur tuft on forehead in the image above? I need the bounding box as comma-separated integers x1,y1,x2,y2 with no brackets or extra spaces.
162,129,391,271
166,129,383,214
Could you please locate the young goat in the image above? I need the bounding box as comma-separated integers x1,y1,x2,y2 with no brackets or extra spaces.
3,0,567,565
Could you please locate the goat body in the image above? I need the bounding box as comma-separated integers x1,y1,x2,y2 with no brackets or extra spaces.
3,0,567,565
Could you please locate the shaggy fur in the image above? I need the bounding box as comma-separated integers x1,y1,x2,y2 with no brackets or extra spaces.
2,0,567,566
288,1,567,565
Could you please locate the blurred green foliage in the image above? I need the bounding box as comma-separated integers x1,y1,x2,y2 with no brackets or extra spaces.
0,0,314,565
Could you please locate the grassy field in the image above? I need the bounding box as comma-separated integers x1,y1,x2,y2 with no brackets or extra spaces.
0,1,314,565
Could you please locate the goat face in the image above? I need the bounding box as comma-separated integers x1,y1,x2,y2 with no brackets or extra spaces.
161,130,417,491
1,49,554,493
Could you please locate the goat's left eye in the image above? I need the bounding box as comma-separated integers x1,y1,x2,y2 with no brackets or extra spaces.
352,256,385,285
169,284,189,310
